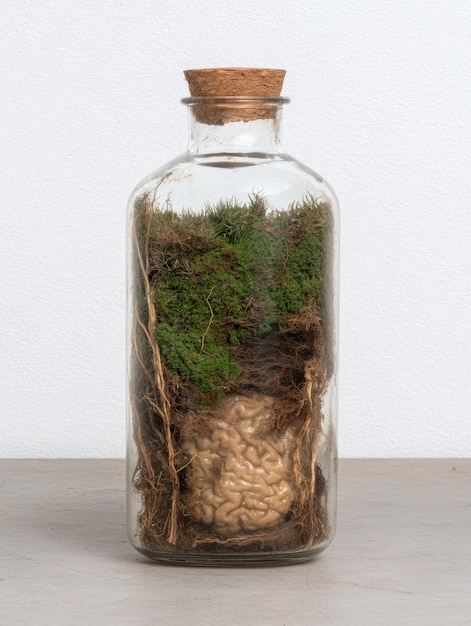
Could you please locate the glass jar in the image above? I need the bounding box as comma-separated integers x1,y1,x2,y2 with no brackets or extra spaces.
127,68,339,565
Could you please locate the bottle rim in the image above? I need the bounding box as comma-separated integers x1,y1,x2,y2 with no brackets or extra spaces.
181,96,290,105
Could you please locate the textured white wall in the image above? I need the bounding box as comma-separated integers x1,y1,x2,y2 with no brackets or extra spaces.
1,1,470,458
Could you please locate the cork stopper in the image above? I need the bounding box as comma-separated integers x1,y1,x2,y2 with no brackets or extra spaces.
184,68,286,97
184,68,286,125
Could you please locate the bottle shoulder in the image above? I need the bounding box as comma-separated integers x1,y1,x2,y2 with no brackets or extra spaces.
129,151,338,214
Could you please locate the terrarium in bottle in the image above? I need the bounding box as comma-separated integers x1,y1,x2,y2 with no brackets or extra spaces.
127,68,339,565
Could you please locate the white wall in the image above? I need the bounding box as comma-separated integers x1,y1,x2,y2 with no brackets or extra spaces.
1,1,470,458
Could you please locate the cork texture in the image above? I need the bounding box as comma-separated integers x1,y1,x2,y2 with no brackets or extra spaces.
184,68,286,125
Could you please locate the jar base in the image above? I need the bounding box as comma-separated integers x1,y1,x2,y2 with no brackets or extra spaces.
132,540,331,567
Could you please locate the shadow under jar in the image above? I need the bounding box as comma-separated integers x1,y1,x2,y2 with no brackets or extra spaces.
127,68,339,565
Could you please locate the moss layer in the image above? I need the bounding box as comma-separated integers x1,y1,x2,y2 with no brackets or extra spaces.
139,194,329,406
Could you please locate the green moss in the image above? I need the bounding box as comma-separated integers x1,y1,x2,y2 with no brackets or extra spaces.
139,194,330,401
155,324,242,393
275,234,325,313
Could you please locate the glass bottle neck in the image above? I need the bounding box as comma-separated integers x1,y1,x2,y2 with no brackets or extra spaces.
183,98,287,155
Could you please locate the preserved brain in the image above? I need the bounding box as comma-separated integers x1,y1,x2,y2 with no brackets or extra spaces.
181,394,297,536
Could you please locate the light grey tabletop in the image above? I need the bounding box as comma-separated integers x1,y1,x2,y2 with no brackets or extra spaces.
1,459,470,625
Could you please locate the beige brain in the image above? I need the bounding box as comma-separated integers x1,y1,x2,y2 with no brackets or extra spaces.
181,394,297,536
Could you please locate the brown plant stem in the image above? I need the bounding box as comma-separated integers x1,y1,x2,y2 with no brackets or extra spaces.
132,204,180,545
